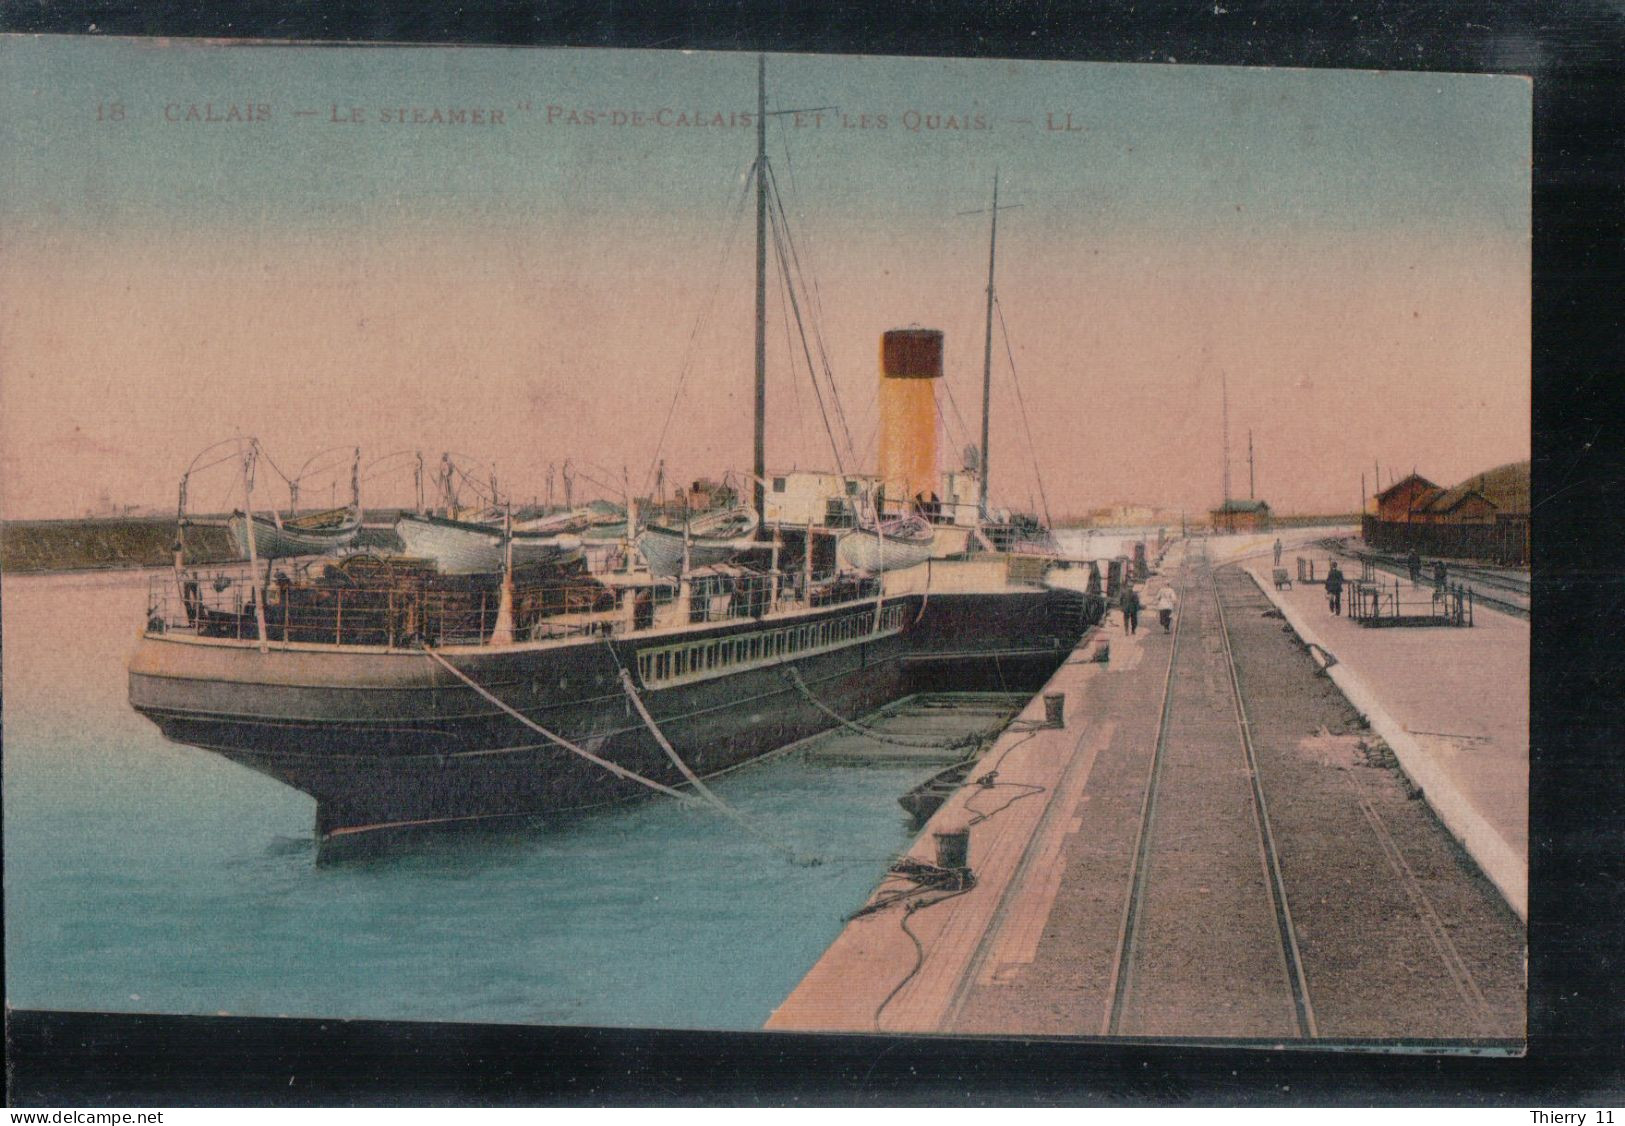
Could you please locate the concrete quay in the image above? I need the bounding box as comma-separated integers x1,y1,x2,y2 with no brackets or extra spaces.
1242,545,1528,920
766,618,1144,1035
767,533,1527,1038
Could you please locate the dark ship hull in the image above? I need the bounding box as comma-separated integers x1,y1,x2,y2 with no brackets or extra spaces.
130,588,1097,841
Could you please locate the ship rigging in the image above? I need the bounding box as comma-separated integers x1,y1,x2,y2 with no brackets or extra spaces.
128,56,1101,849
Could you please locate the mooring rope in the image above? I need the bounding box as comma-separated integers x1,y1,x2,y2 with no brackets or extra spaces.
848,858,978,1031
421,644,700,806
421,643,816,863
616,668,816,865
782,666,984,751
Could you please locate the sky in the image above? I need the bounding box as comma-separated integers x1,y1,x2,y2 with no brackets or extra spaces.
0,38,1530,520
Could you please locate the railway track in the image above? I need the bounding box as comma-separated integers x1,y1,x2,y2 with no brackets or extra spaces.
1320,540,1530,618
1095,544,1511,1041
1101,542,1315,1039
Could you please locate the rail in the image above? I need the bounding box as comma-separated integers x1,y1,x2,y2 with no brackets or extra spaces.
1349,547,1525,619
1104,543,1316,1039
1101,547,1190,1035
143,557,883,649
1211,554,1318,1037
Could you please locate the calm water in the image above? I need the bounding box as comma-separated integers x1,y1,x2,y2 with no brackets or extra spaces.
3,571,981,1030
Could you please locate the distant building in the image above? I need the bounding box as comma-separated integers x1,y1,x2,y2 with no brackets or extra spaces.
1209,498,1272,533
1080,504,1180,528
1416,483,1499,525
1372,473,1442,522
1362,460,1528,566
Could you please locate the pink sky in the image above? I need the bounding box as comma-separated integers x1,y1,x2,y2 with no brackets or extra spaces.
0,219,1526,521
0,44,1529,521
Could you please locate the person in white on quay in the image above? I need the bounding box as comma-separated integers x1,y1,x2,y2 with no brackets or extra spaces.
1155,585,1178,632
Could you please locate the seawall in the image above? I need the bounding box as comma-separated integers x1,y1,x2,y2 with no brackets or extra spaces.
1,519,238,573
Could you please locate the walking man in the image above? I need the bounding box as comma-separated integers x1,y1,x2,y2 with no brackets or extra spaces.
1273,538,1283,566
1155,584,1178,631
1325,561,1345,616
1407,548,1422,585
1120,585,1141,634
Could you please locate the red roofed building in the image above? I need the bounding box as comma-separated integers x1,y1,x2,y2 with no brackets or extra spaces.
1372,473,1441,522
1362,461,1528,567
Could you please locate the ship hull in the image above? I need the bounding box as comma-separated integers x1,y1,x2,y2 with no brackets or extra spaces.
129,588,1099,841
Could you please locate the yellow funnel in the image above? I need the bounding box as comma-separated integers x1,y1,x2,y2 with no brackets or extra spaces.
878,328,943,507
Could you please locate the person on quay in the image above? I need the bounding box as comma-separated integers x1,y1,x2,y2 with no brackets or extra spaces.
1155,584,1178,632
1433,559,1449,592
1120,585,1141,634
1273,538,1283,566
1407,548,1422,585
1325,561,1345,616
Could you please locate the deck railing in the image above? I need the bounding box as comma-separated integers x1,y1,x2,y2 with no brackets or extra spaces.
144,560,886,648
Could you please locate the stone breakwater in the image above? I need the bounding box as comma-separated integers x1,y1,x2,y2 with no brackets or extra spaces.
1,519,237,573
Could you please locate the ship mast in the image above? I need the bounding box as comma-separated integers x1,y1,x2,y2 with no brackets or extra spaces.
753,54,768,527
978,172,1000,519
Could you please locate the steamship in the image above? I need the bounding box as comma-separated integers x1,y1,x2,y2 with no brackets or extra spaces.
127,60,1102,846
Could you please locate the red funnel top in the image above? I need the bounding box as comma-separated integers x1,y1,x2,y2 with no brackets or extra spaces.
882,329,944,380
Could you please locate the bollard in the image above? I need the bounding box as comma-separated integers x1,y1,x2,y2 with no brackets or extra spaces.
934,827,970,872
1043,692,1066,729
